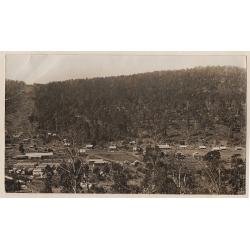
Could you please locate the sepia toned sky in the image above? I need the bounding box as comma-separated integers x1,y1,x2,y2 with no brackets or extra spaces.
5,54,246,84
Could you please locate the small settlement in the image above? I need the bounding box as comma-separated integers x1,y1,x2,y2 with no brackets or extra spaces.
5,130,246,193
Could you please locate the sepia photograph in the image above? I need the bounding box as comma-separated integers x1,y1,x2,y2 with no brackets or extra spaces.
2,2,250,250
4,53,247,195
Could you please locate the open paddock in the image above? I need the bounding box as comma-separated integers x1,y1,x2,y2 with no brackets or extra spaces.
86,149,142,163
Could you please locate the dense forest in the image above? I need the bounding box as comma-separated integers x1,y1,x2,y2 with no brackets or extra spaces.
6,66,246,145
5,80,34,135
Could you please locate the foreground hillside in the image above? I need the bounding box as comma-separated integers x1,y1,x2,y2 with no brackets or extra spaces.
6,66,246,145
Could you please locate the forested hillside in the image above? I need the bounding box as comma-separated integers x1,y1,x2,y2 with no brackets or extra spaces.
6,66,246,145
5,80,35,136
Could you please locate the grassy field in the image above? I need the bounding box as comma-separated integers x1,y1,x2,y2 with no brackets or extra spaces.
86,149,142,162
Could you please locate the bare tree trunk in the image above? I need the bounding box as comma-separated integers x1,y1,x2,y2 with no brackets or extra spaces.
178,165,182,194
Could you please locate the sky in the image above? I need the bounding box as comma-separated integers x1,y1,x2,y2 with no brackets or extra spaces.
5,54,246,84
